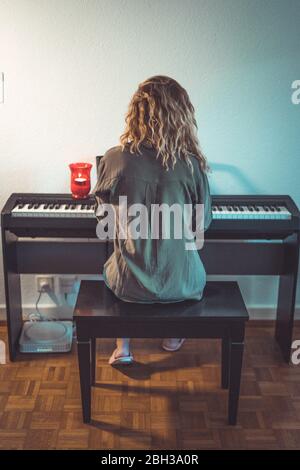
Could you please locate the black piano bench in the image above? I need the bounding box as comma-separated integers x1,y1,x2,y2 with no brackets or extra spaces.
73,280,249,425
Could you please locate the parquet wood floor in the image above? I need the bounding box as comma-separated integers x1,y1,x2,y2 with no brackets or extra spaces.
0,323,300,450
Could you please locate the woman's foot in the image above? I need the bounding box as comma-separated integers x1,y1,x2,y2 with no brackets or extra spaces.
162,338,185,352
108,348,133,365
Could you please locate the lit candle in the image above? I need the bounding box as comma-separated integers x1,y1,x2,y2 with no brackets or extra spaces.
69,162,92,199
74,177,87,185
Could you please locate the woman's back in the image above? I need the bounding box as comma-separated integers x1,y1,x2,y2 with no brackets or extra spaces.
95,142,212,303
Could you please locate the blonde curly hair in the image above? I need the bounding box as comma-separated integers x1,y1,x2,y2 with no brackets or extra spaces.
120,75,208,172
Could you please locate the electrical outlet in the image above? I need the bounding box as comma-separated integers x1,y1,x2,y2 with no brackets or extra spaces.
59,276,77,294
36,276,54,292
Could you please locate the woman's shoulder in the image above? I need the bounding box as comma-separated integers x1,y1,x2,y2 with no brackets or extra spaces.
102,145,124,161
99,144,135,179
101,144,130,165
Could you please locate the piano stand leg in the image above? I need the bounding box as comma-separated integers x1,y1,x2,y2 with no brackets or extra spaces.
275,234,300,363
2,230,23,362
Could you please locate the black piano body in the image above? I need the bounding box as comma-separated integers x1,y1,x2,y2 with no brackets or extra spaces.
1,192,300,362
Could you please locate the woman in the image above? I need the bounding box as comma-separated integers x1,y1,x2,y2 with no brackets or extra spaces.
94,75,212,365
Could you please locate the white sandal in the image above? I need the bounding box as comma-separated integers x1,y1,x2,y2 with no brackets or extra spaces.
162,338,185,352
108,348,134,365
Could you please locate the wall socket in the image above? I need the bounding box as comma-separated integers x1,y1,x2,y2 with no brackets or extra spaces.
36,276,54,292
59,276,77,294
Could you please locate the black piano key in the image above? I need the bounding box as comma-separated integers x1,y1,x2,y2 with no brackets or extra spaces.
17,203,24,209
90,205,95,211
212,206,217,212
275,206,281,211
238,206,244,211
70,205,76,210
270,206,276,212
48,204,54,209
248,206,254,212
217,206,223,211
65,204,70,209
33,203,39,209
227,206,233,211
43,204,48,209
263,206,270,211
80,205,87,210
54,204,60,209
254,206,260,211
27,204,33,209
233,206,239,211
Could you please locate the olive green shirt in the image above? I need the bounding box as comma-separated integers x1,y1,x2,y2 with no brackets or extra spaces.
93,143,212,303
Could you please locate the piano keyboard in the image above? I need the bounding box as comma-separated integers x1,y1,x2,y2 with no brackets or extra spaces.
211,205,291,220
12,202,96,218
11,201,292,220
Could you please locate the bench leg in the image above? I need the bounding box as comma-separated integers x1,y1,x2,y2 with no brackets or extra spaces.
228,341,244,425
77,340,92,423
221,337,230,389
91,337,96,385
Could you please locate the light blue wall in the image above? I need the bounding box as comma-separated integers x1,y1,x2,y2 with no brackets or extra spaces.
187,0,300,309
196,0,300,201
0,0,299,312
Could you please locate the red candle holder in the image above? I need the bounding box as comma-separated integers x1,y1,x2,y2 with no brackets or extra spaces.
69,162,92,199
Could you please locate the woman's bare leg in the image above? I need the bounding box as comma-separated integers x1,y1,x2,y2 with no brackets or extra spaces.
116,338,131,356
108,338,131,364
